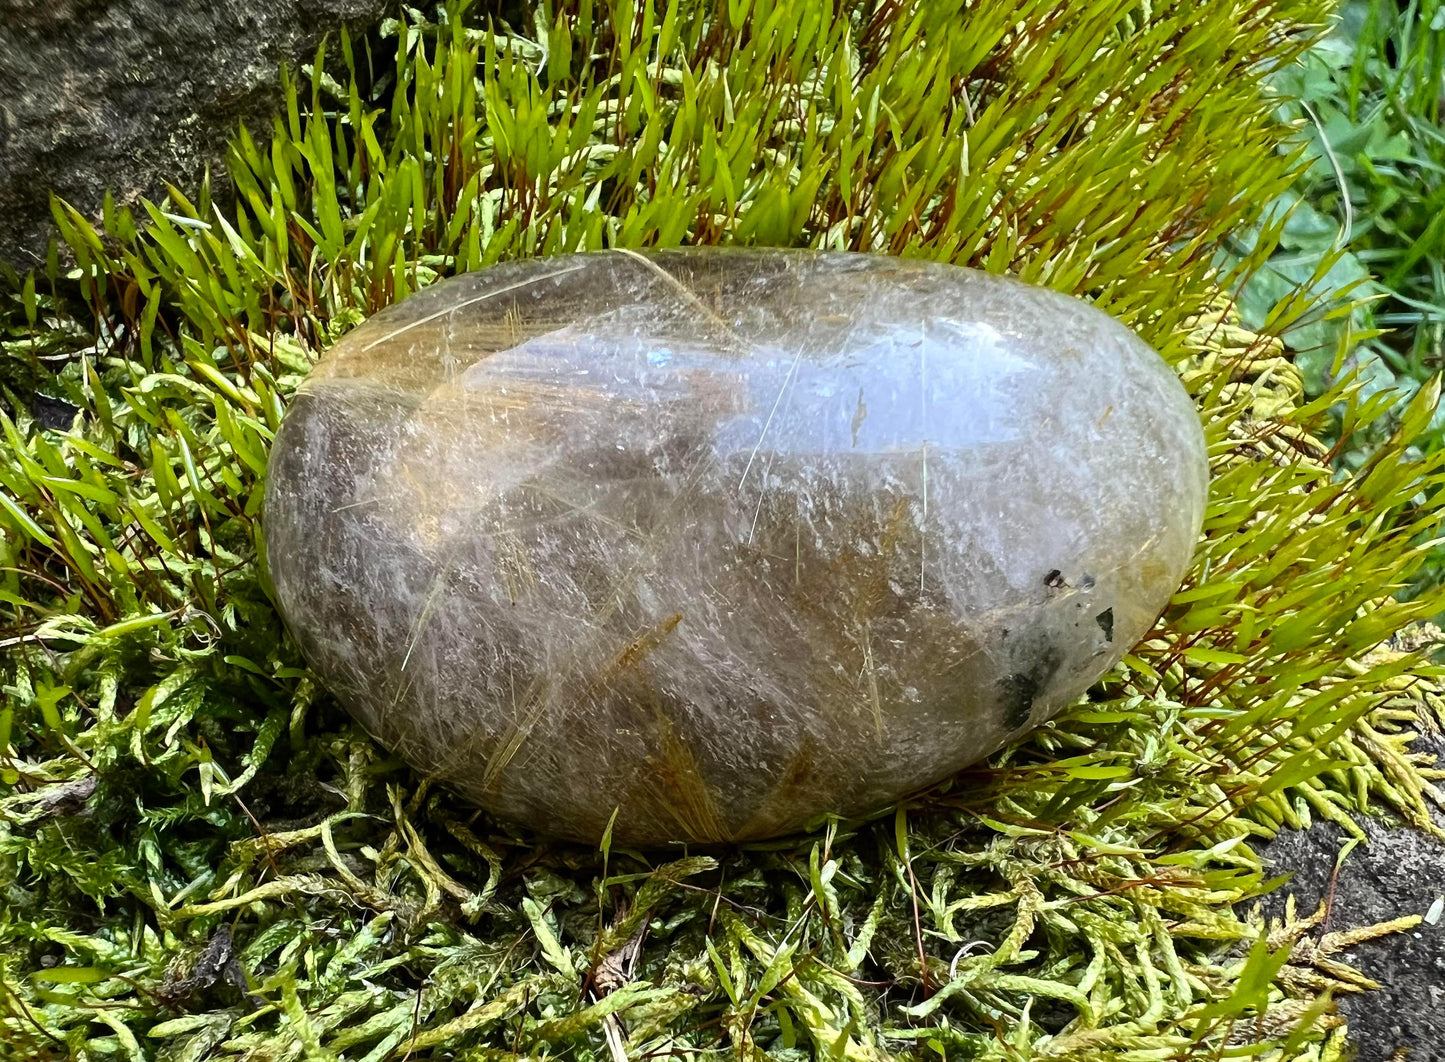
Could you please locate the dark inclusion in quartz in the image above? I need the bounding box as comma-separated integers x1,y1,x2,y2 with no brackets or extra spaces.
264,249,1208,846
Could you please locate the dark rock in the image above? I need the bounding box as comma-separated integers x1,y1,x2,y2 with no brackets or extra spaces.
1261,737,1445,1062
0,0,390,267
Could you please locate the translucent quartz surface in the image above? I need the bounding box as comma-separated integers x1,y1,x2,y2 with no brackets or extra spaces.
265,249,1208,845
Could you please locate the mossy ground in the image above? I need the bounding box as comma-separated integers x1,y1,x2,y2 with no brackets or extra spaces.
2,2,1444,1060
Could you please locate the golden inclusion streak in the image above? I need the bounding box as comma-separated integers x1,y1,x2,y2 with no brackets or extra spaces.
358,263,589,352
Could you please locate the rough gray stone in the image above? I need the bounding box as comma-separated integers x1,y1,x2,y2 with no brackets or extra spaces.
0,0,389,267
264,249,1209,846
1262,735,1445,1062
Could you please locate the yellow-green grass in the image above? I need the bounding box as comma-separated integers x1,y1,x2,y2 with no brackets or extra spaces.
1,2,1442,1059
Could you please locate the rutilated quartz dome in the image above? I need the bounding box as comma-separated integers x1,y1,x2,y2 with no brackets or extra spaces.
264,249,1208,846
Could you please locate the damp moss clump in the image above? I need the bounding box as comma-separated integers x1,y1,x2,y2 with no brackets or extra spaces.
2,1,1444,1060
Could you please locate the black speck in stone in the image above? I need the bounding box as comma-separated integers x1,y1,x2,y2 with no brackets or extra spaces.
998,644,1065,730
1095,607,1114,642
1044,569,1066,589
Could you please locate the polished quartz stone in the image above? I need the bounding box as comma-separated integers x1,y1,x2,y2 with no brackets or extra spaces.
264,249,1208,846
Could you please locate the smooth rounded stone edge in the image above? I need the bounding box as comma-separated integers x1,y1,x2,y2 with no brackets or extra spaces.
264,249,1209,845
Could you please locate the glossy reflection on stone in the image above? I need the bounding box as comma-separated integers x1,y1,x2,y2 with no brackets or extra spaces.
264,249,1208,846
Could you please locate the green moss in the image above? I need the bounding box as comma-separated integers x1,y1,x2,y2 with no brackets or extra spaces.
1,1,1442,1059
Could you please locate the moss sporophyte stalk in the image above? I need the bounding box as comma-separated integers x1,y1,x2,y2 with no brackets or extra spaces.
1,2,1442,1060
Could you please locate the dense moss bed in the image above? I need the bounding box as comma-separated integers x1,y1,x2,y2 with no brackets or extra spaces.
1,2,1442,1059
